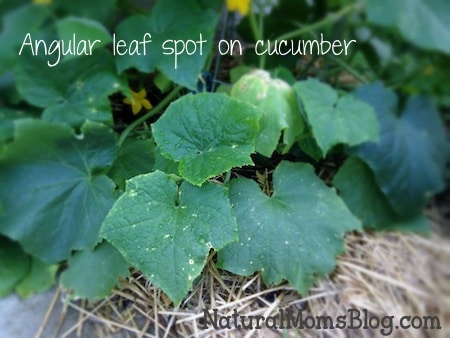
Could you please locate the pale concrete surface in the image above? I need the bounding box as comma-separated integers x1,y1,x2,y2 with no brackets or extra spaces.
0,288,117,338
0,289,56,338
0,289,146,338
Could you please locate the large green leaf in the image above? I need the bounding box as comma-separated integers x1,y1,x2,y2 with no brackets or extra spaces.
152,93,261,186
353,83,447,217
294,79,379,156
231,70,305,157
15,258,58,299
366,0,450,54
114,0,219,90
56,17,112,60
101,171,237,304
0,5,50,75
153,146,180,176
15,49,126,127
0,0,28,22
0,108,33,143
0,236,31,297
0,119,118,263
54,0,118,24
333,157,429,233
218,161,361,295
61,242,129,300
108,137,155,190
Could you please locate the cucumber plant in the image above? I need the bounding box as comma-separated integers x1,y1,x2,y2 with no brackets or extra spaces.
0,0,448,305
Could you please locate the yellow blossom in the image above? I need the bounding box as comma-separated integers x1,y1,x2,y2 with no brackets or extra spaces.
422,65,434,76
226,0,251,16
33,0,52,5
123,89,153,115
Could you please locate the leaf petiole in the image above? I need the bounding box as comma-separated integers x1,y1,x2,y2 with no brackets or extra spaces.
274,2,364,42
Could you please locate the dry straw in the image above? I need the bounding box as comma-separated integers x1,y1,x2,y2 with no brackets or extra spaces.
40,223,450,338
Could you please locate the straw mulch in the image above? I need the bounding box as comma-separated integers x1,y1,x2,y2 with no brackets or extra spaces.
40,221,450,338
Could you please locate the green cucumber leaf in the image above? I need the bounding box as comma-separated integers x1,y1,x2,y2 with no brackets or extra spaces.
333,157,429,233
366,0,450,54
115,0,219,90
0,236,31,297
333,157,400,229
61,242,129,300
154,72,173,94
15,49,127,127
0,5,50,75
197,0,223,11
56,17,112,60
101,171,237,304
0,108,34,143
15,258,58,299
387,215,430,233
0,119,118,263
218,161,361,295
152,93,262,186
270,66,297,86
293,79,379,156
298,132,323,161
54,0,118,24
353,83,447,217
230,66,255,84
154,146,180,176
0,1,28,22
231,70,304,157
109,137,155,190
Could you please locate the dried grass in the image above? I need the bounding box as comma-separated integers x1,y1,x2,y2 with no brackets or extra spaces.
41,229,450,337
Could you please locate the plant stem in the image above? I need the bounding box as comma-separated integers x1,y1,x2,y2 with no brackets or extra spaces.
304,29,369,84
274,2,364,41
224,170,232,184
258,11,266,69
117,86,182,148
330,55,369,84
249,7,262,42
211,7,229,92
249,6,267,69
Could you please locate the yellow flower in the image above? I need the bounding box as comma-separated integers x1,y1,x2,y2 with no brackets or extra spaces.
422,65,434,76
227,0,251,16
33,0,52,4
123,89,153,115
